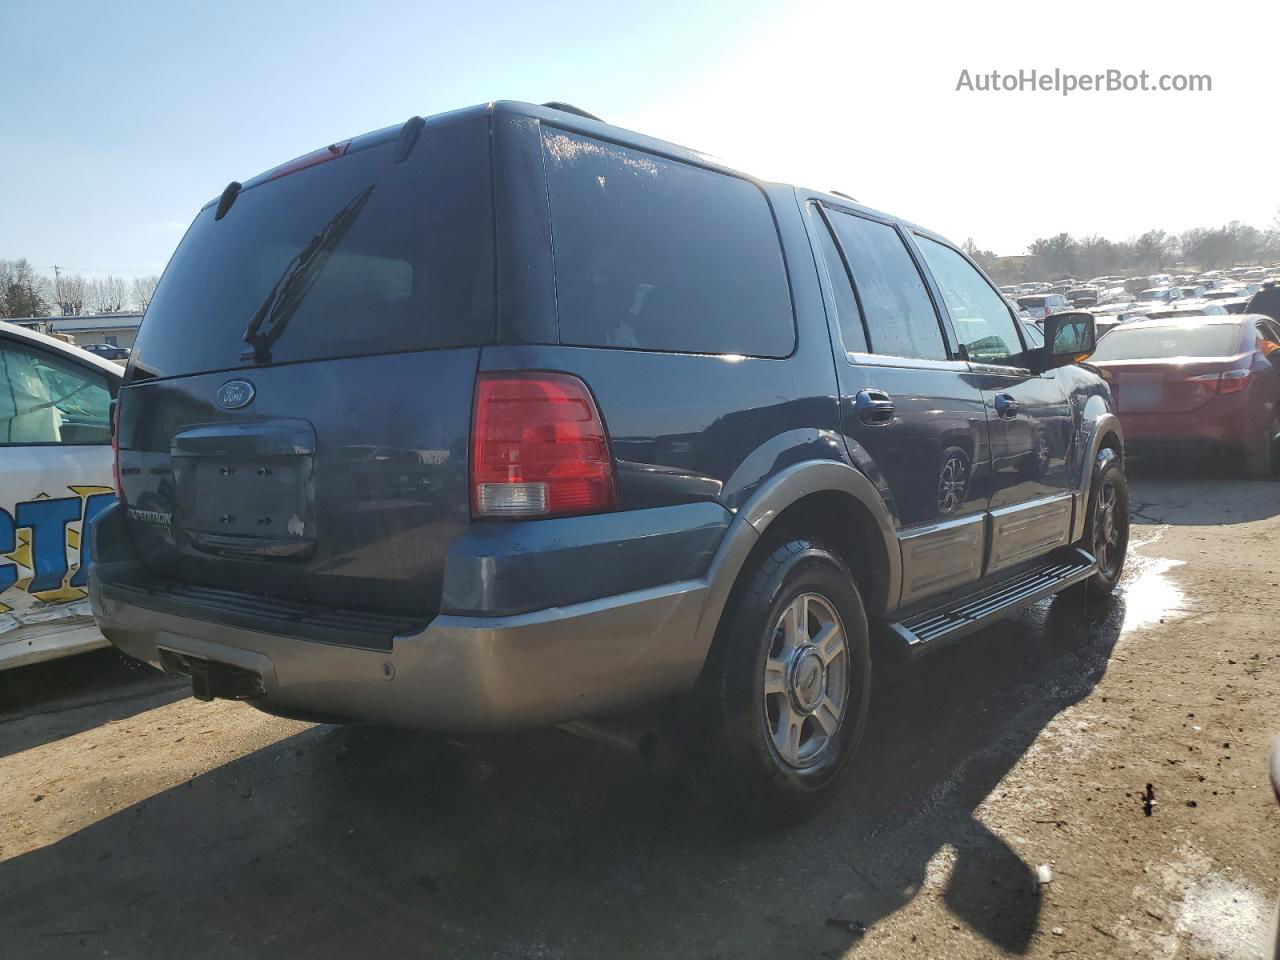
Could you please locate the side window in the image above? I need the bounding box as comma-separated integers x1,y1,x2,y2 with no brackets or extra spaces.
541,130,794,357
915,235,1027,366
825,209,947,361
0,343,112,445
811,211,868,353
1256,320,1280,359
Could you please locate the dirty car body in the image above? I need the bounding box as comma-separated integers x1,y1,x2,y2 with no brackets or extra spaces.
91,102,1126,814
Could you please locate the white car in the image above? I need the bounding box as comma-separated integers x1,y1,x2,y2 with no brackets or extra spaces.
1,322,121,669
1015,292,1070,320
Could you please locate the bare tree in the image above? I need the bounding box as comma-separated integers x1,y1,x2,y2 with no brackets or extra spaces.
1133,230,1171,271
85,275,129,314
961,237,998,273
131,274,160,312
0,258,48,318
1180,227,1233,270
54,271,87,316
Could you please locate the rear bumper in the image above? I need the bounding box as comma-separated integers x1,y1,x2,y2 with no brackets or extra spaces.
92,574,709,730
87,498,731,730
1119,403,1254,453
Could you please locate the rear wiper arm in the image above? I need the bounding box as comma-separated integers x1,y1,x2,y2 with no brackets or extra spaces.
241,184,376,364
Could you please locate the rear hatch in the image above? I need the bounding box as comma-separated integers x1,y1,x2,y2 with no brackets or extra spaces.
116,114,495,622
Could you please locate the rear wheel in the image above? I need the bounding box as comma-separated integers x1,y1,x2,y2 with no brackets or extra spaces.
691,539,871,826
1244,414,1280,479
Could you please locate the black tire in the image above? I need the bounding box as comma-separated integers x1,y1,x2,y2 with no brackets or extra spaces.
690,538,871,827
1074,448,1129,598
1244,414,1280,479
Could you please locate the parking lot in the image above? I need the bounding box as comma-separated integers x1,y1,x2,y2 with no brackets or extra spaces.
0,463,1274,960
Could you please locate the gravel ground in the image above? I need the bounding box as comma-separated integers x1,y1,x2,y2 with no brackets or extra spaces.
1,462,1277,960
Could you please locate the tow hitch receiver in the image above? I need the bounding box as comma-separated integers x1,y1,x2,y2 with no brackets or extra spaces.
160,650,266,702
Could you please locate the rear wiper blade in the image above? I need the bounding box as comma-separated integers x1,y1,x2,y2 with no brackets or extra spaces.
241,184,376,364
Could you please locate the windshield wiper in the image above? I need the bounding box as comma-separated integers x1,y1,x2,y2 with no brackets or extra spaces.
240,183,376,364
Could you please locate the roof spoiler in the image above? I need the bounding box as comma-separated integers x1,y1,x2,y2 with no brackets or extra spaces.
541,101,603,122
393,116,426,163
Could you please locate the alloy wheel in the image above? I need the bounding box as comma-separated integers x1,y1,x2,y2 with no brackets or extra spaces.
762,593,850,769
1093,478,1125,578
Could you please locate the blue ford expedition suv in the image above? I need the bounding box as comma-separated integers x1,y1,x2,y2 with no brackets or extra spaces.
90,101,1127,821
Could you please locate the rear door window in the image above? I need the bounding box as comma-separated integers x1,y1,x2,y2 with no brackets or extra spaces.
824,209,947,361
541,130,794,357
132,117,495,379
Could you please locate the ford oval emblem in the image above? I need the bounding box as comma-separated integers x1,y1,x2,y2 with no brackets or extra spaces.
216,379,255,409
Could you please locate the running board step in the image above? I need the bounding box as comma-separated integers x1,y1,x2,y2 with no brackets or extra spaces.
878,548,1097,656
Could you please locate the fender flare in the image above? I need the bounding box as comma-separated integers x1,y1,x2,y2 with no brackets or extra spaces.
1072,411,1125,542
690,460,901,663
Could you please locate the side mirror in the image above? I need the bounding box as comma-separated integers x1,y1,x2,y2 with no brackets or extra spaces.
1034,312,1097,371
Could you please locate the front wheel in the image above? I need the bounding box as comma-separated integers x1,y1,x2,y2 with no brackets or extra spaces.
1078,449,1129,597
690,539,871,826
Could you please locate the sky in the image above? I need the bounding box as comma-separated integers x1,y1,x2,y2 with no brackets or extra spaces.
2,0,1276,286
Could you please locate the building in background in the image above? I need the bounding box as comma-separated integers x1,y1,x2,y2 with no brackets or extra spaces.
7,313,143,349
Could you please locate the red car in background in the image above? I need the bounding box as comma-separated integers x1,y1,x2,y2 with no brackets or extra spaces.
1089,315,1280,477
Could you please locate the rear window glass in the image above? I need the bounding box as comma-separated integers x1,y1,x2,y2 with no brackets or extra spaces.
1018,296,1047,308
1090,324,1243,360
132,117,495,379
541,130,794,356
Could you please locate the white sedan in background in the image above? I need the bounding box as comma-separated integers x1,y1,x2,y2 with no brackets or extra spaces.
1,321,120,669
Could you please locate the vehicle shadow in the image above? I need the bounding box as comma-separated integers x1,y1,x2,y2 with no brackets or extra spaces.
0,586,1131,959
1126,457,1280,525
0,649,187,760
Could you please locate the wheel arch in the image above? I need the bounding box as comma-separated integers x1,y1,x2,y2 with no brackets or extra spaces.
691,460,900,672
1071,410,1125,542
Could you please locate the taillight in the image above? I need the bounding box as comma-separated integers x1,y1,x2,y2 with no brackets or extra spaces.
111,399,123,501
1186,369,1251,394
1218,369,1252,393
471,373,616,519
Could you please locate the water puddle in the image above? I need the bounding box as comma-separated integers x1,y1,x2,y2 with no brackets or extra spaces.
1108,526,1191,641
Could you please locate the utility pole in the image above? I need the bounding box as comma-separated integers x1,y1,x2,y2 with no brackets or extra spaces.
53,265,63,315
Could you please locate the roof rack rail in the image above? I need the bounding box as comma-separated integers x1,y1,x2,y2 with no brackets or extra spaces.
830,190,858,202
541,101,603,122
